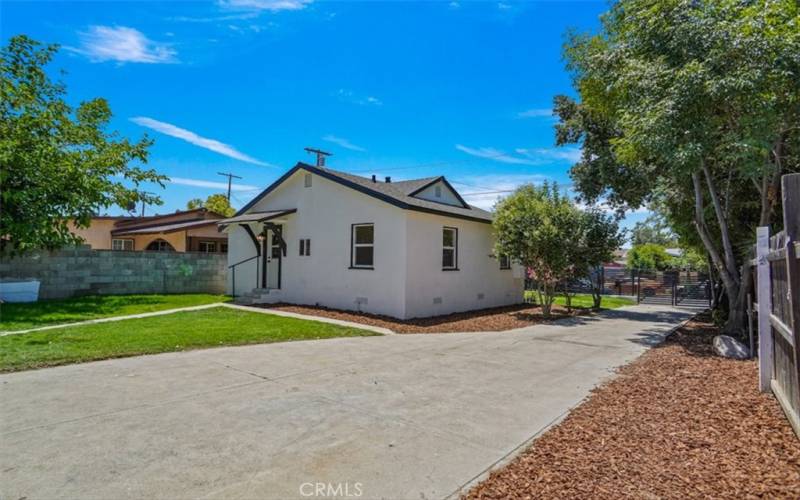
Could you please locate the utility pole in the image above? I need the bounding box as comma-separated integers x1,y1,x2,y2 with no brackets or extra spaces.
217,172,243,201
139,191,155,217
304,147,332,167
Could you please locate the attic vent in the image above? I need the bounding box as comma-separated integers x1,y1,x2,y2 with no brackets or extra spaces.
435,185,442,198
304,173,312,188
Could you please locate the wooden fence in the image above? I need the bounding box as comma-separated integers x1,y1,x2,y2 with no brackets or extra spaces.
752,173,800,437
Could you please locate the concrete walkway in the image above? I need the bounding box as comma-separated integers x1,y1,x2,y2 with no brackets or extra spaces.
0,305,691,500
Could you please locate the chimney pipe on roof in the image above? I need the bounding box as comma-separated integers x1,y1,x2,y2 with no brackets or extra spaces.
371,175,377,182
385,176,392,183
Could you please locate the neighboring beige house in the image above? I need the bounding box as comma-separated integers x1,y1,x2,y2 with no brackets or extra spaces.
69,208,228,253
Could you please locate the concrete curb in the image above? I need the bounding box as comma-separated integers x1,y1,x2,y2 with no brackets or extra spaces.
446,308,700,499
221,303,394,335
0,303,224,336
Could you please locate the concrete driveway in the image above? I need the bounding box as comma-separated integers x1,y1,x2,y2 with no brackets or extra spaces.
1,305,691,500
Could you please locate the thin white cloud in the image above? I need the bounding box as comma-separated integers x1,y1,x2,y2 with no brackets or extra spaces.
449,1,461,8
322,134,366,152
517,108,553,119
130,117,272,166
334,89,383,106
71,26,176,64
169,177,259,192
455,145,537,165
170,12,260,23
497,2,512,10
516,147,582,163
456,144,582,165
219,0,311,11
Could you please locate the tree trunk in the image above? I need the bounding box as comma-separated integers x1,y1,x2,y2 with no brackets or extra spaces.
691,170,744,334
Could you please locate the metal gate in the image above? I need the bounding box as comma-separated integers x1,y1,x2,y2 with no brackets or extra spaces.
636,270,711,309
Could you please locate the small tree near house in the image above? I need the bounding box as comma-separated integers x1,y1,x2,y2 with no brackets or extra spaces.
493,182,582,318
0,36,165,255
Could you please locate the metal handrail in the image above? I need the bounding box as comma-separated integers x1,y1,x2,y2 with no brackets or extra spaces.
228,255,259,269
228,254,260,299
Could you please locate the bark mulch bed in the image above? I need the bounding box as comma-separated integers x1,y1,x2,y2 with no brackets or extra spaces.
465,314,800,499
254,303,586,333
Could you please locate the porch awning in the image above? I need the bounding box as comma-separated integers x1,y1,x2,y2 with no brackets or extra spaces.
217,209,297,229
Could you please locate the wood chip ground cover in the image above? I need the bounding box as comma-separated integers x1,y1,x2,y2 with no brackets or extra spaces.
466,315,800,499
257,303,585,333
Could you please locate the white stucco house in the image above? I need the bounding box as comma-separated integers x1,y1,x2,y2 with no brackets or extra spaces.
218,161,524,319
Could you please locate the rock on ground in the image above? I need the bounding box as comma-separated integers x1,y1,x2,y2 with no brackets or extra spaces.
713,334,750,360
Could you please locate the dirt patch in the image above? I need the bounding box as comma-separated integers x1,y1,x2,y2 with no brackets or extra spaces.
254,303,587,333
464,314,800,499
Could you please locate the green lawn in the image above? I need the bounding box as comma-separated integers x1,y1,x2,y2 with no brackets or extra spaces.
0,307,376,372
0,294,229,332
523,292,635,309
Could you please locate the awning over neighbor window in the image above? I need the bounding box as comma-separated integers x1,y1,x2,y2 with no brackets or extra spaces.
112,219,220,236
217,209,297,229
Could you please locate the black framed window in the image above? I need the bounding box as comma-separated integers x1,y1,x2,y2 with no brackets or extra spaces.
220,243,228,253
442,227,458,270
299,238,311,256
351,224,374,268
499,254,511,269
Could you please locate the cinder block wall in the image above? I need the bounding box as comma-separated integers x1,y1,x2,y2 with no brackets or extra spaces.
0,246,227,299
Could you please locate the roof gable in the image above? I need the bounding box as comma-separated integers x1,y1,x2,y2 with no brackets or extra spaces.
237,163,493,224
406,177,470,208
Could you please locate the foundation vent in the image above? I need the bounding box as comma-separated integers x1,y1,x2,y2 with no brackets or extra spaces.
432,297,443,305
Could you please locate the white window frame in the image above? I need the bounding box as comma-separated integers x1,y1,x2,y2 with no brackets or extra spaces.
351,223,374,269
442,227,458,270
112,238,134,251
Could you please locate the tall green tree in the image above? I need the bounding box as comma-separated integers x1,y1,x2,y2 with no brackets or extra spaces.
631,213,676,247
627,244,672,271
493,182,584,317
1,36,165,254
185,193,235,217
554,0,800,334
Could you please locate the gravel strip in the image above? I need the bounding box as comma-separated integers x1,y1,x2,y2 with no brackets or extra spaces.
254,303,586,333
464,314,800,499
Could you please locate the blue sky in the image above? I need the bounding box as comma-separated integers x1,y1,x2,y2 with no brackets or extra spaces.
2,0,647,235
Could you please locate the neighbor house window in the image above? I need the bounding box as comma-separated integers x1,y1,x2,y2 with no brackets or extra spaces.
299,238,311,256
220,243,228,253
442,227,458,270
351,224,374,268
112,238,133,251
146,239,175,252
198,241,217,253
304,173,312,188
499,254,511,270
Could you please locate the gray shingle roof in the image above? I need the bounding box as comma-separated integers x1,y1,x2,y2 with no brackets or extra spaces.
308,166,494,222
236,162,494,223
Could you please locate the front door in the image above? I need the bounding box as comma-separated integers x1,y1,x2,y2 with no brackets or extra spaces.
265,226,282,289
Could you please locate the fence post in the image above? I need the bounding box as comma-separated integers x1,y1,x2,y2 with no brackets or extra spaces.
757,225,773,393
781,173,800,400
